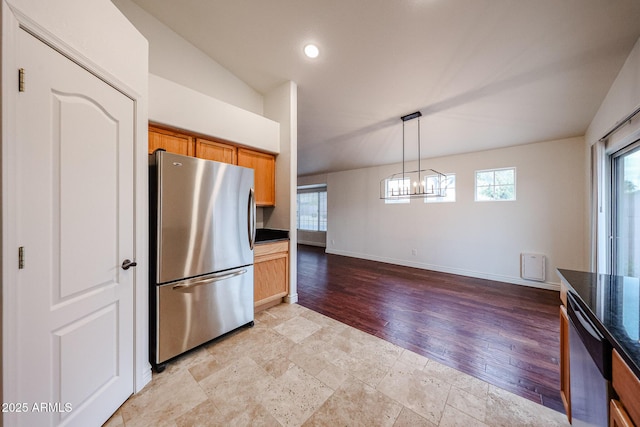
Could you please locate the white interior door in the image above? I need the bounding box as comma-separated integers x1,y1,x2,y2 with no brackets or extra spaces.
12,28,135,426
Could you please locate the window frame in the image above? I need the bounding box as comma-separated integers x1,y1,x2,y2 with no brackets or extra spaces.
384,177,411,204
424,173,456,203
296,186,327,231
474,167,516,202
610,140,640,276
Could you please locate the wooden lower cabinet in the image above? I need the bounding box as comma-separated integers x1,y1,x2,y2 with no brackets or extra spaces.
612,349,640,426
254,241,289,312
560,304,571,423
237,148,276,206
148,125,195,156
611,400,635,427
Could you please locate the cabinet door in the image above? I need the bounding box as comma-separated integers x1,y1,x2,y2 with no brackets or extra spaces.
149,125,194,156
195,138,236,164
254,241,289,310
560,305,571,423
237,148,275,206
612,349,640,425
254,254,288,303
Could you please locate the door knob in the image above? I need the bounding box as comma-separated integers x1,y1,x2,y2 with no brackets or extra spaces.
121,259,137,270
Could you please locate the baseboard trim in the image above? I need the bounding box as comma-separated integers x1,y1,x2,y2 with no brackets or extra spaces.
325,248,560,292
285,293,299,304
297,240,326,248
137,364,152,393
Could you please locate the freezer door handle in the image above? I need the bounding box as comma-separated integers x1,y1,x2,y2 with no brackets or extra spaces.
248,188,256,250
172,269,248,291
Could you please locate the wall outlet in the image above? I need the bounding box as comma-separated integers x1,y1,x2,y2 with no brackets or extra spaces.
331,239,335,245
411,249,418,256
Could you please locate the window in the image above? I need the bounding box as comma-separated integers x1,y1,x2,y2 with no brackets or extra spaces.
384,177,410,204
611,142,640,276
475,167,516,201
296,187,327,231
425,174,456,203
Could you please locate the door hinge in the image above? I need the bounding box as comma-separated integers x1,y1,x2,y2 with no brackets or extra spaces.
18,68,25,92
18,246,24,269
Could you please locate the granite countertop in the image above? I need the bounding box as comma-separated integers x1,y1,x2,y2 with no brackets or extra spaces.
557,268,640,378
255,228,289,243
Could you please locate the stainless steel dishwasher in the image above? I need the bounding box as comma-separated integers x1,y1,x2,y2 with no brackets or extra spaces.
567,291,612,427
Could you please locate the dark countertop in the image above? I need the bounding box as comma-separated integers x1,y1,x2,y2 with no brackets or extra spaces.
557,269,640,378
255,228,289,243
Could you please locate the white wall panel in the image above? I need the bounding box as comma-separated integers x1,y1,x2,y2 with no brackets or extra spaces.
263,81,298,303
113,0,263,115
149,74,280,154
586,36,640,147
8,0,148,93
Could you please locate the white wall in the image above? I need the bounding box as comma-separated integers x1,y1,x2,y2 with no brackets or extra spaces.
298,230,327,247
298,174,328,187
113,0,263,115
326,137,588,290
586,36,640,147
7,0,147,92
149,74,280,154
264,81,298,303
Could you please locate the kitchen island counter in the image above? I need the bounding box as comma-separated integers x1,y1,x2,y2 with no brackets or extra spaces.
557,268,640,378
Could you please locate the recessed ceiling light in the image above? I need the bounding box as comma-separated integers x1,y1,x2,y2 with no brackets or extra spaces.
304,44,319,59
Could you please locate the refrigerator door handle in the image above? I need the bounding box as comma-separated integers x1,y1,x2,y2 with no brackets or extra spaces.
172,269,248,291
248,188,256,250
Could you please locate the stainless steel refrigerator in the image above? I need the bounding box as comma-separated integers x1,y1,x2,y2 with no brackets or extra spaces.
149,150,256,371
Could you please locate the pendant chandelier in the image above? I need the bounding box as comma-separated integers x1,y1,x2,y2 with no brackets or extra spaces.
380,111,447,200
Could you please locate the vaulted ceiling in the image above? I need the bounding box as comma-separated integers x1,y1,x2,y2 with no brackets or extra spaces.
130,0,640,176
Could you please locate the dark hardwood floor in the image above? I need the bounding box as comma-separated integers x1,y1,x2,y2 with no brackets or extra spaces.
296,244,564,413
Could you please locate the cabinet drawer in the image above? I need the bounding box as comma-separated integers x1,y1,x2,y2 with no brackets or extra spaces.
612,349,640,425
255,241,288,257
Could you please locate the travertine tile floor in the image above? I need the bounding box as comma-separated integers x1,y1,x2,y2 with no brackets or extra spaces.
105,303,569,427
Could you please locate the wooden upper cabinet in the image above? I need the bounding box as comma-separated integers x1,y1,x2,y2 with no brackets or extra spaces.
149,124,277,205
148,125,195,156
195,138,236,164
237,148,276,207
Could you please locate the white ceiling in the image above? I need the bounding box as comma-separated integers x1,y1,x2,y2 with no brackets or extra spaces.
130,0,640,176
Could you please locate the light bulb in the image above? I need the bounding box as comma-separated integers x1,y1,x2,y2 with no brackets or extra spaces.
304,44,319,58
